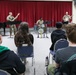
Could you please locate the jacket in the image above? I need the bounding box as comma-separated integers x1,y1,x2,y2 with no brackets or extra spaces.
50,29,67,51
0,46,25,75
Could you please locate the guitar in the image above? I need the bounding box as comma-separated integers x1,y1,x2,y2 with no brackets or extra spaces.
7,13,20,22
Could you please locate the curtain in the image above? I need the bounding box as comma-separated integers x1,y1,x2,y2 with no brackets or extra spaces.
0,1,72,27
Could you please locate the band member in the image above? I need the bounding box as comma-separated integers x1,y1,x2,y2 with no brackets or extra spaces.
6,12,20,37
36,17,45,38
36,17,44,28
62,12,71,24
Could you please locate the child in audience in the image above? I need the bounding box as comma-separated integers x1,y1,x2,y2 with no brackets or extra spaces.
0,35,25,75
14,22,34,47
50,22,67,51
48,23,76,75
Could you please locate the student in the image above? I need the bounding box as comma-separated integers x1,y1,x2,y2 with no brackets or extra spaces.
55,23,76,69
50,22,67,51
0,35,25,75
48,23,76,75
14,22,34,47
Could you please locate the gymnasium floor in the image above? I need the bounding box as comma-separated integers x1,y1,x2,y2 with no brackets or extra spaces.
1,28,54,75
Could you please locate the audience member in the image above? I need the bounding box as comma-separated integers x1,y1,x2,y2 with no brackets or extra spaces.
50,22,67,51
0,35,25,75
14,22,34,47
55,23,76,68
48,23,76,75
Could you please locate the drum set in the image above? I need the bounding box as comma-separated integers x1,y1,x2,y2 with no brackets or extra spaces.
34,21,50,38
37,24,47,38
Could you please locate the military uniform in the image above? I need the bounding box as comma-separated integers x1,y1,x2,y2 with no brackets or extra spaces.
7,15,17,37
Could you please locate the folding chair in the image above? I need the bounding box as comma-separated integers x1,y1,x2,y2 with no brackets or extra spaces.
49,39,69,64
0,69,10,75
17,45,34,66
54,39,69,52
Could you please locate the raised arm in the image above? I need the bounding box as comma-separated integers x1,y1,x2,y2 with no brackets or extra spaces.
13,13,20,21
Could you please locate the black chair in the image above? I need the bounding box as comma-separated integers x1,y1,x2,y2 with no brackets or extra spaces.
49,39,69,64
0,69,10,75
17,45,34,66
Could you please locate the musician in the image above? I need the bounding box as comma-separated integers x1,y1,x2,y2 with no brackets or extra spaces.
36,17,44,38
36,17,44,27
62,12,71,24
6,12,20,37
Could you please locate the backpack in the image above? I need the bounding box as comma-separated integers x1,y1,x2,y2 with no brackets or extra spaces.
55,54,76,75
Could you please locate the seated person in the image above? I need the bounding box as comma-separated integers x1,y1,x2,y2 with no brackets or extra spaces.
36,17,44,38
36,17,44,28
0,35,25,75
48,23,76,75
50,22,67,51
14,22,34,47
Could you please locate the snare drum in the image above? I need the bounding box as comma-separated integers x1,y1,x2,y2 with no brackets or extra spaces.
38,28,44,34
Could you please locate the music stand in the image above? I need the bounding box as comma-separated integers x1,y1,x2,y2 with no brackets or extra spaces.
0,22,6,36
6,21,22,38
6,21,22,25
43,21,51,25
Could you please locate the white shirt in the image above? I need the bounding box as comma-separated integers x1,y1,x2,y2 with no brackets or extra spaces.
36,20,44,25
63,15,71,22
